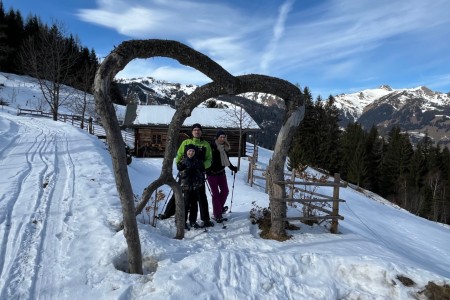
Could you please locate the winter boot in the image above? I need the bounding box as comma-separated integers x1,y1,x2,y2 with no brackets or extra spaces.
222,206,228,214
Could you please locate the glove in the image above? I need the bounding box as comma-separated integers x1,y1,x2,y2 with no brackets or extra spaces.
230,165,238,173
177,162,186,171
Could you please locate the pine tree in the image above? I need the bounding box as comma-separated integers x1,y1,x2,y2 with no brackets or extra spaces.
379,126,413,200
317,95,341,174
364,125,383,193
288,86,316,169
1,8,24,72
339,122,366,184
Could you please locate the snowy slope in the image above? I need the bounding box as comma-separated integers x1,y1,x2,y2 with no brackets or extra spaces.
1,72,450,299
0,110,450,299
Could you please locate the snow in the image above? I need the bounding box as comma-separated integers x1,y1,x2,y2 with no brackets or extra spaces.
132,105,260,129
1,73,450,299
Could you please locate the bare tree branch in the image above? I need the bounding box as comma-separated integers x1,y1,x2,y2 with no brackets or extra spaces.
18,21,80,120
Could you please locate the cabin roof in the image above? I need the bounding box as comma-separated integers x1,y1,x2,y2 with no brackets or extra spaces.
123,104,260,130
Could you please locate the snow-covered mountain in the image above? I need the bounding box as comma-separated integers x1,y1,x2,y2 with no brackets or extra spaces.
333,85,394,124
335,86,450,124
334,85,450,145
116,77,197,105
115,77,285,108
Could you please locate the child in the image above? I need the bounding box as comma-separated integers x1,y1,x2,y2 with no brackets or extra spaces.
177,144,205,229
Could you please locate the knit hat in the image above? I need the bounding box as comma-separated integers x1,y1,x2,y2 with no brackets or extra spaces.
185,144,196,154
192,123,202,131
216,130,226,138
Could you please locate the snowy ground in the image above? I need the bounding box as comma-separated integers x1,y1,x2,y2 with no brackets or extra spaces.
0,111,449,300
1,72,450,299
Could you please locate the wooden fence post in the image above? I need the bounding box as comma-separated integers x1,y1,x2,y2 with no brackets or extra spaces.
88,117,93,134
264,167,268,194
289,168,295,206
330,173,340,233
248,161,254,187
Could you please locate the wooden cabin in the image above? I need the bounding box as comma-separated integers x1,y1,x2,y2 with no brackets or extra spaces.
123,104,260,157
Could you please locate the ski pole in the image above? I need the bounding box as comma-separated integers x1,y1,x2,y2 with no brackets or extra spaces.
205,176,213,197
160,188,173,213
160,173,179,214
230,171,236,213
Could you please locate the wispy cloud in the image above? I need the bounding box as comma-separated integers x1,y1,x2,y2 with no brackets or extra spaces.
77,0,269,76
260,0,294,72
77,0,450,93
77,0,249,40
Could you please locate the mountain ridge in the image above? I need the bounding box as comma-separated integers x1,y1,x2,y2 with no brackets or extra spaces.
116,76,450,146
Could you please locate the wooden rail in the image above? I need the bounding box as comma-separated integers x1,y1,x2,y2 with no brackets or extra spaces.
248,161,345,233
17,108,134,146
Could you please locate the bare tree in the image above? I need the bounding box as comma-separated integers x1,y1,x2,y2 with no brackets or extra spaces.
70,60,97,129
426,171,442,221
222,104,256,170
18,21,79,121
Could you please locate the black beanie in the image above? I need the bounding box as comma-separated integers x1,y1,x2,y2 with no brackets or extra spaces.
192,123,202,131
216,130,226,138
185,144,196,154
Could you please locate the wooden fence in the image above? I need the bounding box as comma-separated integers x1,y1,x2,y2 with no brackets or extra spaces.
247,161,346,233
17,108,134,146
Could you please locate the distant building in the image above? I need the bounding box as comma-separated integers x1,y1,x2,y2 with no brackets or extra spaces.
123,104,260,157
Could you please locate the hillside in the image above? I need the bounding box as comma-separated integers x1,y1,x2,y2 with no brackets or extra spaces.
1,85,450,298
5,70,450,149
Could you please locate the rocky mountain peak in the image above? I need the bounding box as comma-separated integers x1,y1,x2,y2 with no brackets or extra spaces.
379,85,393,91
416,86,435,97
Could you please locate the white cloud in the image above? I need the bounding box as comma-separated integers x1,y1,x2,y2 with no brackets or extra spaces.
78,0,450,92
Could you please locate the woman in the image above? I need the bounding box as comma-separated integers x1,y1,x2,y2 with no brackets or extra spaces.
206,130,238,223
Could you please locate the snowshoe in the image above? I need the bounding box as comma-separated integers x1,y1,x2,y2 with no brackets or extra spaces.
191,222,204,230
214,217,228,223
204,220,214,227
157,213,168,220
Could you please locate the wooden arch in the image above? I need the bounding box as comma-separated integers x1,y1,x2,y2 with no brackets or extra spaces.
94,39,305,273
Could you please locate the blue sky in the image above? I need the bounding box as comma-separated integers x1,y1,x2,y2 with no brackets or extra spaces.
3,0,450,97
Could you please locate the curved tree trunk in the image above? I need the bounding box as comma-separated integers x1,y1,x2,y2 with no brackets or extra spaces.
94,39,306,274
267,106,305,238
136,74,305,240
94,39,236,273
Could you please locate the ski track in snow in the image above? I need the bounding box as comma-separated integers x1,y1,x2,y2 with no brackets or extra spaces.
0,116,77,299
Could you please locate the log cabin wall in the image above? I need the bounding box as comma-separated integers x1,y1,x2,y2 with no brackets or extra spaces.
135,127,168,157
135,126,250,157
